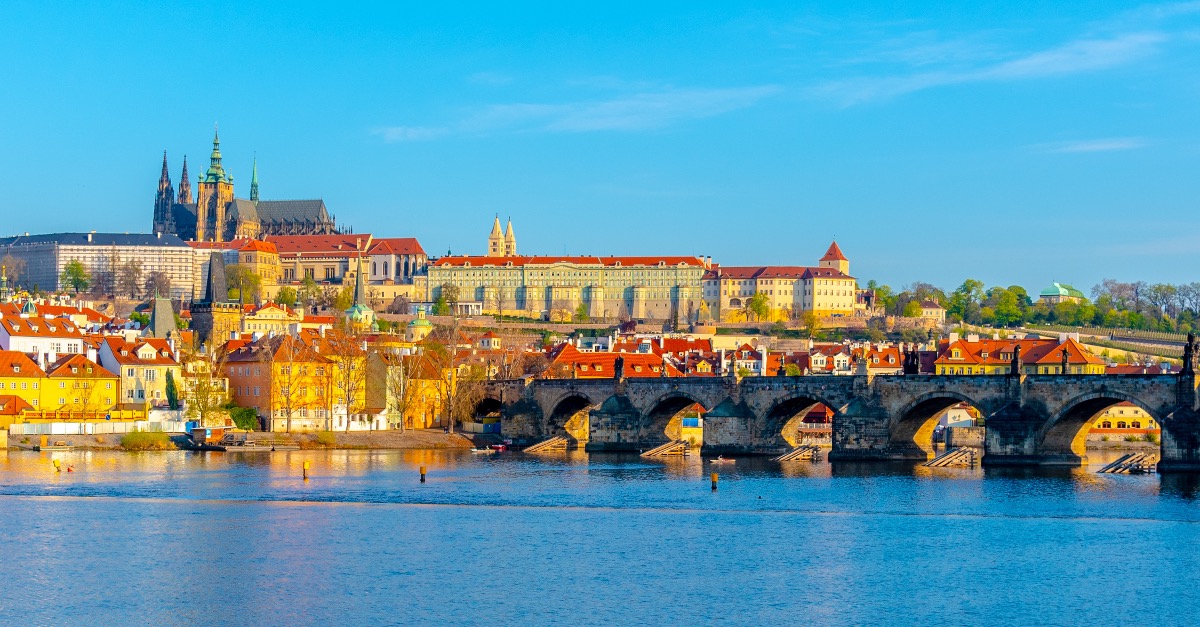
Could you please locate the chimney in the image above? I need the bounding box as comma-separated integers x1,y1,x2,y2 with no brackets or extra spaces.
86,345,98,363
45,350,56,365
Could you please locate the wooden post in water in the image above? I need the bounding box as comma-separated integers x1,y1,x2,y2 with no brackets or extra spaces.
303,461,310,481
53,459,61,473
420,465,427,483
711,472,718,491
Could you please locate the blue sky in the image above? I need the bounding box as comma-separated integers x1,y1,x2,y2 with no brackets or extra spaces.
1,1,1198,293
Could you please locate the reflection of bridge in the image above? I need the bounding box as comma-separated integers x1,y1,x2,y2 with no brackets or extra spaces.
481,373,1200,470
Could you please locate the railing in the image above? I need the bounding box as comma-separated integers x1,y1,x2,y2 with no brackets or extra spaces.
8,421,188,435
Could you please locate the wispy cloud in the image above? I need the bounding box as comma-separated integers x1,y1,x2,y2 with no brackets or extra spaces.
813,32,1167,105
1038,137,1149,153
376,85,780,141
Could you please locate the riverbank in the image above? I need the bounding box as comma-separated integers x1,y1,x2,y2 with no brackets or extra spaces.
5,429,478,451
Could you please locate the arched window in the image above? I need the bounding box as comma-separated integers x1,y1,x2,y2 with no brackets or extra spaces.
372,262,377,274
1102,421,1112,429
1131,421,1141,429
383,262,389,277
1117,421,1127,429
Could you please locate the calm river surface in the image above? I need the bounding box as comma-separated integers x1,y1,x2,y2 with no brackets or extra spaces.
1,449,1198,626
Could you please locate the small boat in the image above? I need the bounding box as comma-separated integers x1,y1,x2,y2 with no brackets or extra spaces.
470,448,493,453
708,456,736,464
489,444,507,452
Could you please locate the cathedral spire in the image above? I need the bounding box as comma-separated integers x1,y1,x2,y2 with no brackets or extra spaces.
205,124,226,182
154,151,175,234
178,156,192,204
250,155,259,203
504,217,516,256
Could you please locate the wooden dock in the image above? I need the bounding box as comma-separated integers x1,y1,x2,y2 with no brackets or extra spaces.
523,436,570,454
640,440,689,458
922,447,977,468
1097,452,1159,474
773,445,821,462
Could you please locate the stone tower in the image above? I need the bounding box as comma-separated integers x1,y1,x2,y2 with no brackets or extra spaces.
819,240,850,275
195,127,235,242
504,217,517,256
153,152,175,235
177,156,192,205
191,251,243,346
487,215,504,257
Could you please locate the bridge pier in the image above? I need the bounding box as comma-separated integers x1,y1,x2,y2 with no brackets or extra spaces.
828,399,922,462
1159,408,1200,472
586,395,643,452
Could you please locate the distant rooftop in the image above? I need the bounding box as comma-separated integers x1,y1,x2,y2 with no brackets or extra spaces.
0,232,189,248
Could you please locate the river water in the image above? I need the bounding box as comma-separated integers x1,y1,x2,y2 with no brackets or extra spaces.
1,449,1198,626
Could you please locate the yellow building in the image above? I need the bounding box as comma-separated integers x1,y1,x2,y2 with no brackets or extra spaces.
0,351,120,426
934,336,1106,375
241,303,302,335
98,337,183,408
702,241,860,321
365,351,453,430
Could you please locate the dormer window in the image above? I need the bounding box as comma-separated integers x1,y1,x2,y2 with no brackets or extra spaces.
952,349,961,359
12,365,19,373
981,351,988,359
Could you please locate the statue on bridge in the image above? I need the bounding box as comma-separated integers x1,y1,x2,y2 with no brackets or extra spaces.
1060,347,1070,374
1183,332,1196,376
1011,345,1023,376
902,347,921,375
613,355,625,381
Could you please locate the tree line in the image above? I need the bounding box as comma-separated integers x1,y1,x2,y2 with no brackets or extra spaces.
869,279,1200,332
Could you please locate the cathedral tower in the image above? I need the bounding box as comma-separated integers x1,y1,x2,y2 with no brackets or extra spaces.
195,127,235,241
177,156,192,204
153,152,175,235
504,217,517,256
487,215,504,257
250,156,259,203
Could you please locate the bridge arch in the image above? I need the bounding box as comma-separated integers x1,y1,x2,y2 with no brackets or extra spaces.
763,394,840,451
1039,391,1162,465
892,390,985,460
641,390,712,449
543,393,600,446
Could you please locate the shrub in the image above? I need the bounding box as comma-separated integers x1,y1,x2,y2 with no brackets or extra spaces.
1146,432,1160,444
1124,435,1140,442
1100,435,1109,442
315,431,337,447
121,430,174,451
228,407,260,431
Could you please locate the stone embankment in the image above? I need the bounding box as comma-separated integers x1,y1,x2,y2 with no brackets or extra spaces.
5,430,476,451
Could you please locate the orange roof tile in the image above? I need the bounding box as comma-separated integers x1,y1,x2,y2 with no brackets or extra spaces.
820,241,847,262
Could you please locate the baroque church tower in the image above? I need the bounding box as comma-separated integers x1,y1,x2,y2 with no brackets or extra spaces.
487,215,504,256
153,152,175,235
194,128,235,242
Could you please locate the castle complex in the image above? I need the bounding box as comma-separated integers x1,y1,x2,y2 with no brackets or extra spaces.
153,130,339,242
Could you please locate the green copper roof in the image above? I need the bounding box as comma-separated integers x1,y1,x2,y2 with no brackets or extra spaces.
1040,282,1085,298
204,127,227,183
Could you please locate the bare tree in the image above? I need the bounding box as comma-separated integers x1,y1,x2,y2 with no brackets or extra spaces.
118,259,144,299
181,344,230,427
144,271,172,299
0,253,28,288
326,327,368,431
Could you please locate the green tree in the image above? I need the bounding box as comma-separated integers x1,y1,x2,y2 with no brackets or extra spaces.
902,300,922,318
276,285,298,307
784,363,803,376
331,285,354,312
992,289,1022,327
298,277,321,308
164,369,180,410
432,294,450,316
947,279,985,324
225,264,263,304
744,293,770,321
574,303,590,322
60,259,91,294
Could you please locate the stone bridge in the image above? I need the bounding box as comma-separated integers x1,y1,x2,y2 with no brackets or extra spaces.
480,373,1200,470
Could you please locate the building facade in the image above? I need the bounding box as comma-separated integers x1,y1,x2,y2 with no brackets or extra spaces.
427,255,708,322
702,241,860,322
0,232,195,299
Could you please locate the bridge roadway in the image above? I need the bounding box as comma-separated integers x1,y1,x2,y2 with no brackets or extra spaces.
480,372,1200,470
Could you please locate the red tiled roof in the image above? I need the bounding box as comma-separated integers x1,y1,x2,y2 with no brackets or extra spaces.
268,234,373,257
433,255,705,268
45,354,117,378
548,344,683,378
239,239,278,254
368,237,425,256
103,337,178,366
935,337,1104,367
0,351,45,377
821,241,847,262
0,395,33,415
0,316,83,339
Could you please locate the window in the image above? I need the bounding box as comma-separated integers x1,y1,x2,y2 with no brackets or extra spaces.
1131,421,1141,429
1117,421,1127,429
127,368,135,377
126,390,134,399
59,398,65,405
59,382,65,389
254,386,260,396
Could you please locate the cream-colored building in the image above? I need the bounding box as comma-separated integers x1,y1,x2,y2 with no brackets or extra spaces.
702,241,860,321
428,255,707,322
